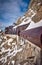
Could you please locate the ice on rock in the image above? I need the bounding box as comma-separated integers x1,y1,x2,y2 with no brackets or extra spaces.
11,60,15,65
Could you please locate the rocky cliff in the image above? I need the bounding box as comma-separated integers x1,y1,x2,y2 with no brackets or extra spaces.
16,0,42,25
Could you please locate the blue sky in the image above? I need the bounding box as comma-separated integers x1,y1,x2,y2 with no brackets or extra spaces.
0,0,30,30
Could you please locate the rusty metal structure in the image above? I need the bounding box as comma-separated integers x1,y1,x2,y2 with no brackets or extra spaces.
20,26,42,49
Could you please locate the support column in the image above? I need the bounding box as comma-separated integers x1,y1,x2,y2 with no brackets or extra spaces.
40,49,42,65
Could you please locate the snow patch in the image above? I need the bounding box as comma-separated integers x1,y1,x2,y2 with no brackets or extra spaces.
1,47,5,53
30,9,36,18
20,16,25,20
7,42,11,46
12,42,16,45
18,17,31,26
11,60,15,65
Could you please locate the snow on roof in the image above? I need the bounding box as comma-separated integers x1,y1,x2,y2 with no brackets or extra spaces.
26,20,42,30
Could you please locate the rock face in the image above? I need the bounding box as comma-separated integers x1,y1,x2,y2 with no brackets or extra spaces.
25,0,42,22
0,33,41,65
16,17,24,25
16,0,42,24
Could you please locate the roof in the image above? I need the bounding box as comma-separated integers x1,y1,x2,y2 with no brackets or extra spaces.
20,26,42,48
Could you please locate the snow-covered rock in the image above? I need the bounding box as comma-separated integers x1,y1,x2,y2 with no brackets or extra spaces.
29,9,36,18
12,42,16,45
8,38,13,43
18,17,31,26
4,36,7,40
7,42,11,46
1,47,5,53
37,3,41,6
